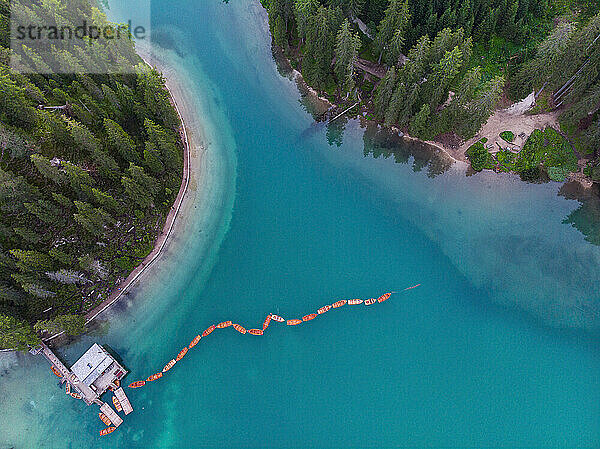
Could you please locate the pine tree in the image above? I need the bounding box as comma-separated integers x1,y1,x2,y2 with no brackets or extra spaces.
30,154,65,184
103,118,140,164
375,0,410,65
335,20,362,96
373,66,396,118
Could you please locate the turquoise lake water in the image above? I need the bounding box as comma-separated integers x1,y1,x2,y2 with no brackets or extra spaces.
1,0,600,447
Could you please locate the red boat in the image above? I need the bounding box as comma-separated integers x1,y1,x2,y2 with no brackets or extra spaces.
332,300,347,308
128,380,146,389
146,372,163,382
163,359,177,372
302,313,317,321
189,335,202,348
99,412,111,426
377,293,392,303
248,328,264,335
99,426,116,436
217,320,233,328
176,347,188,361
262,315,272,330
233,324,247,334
202,325,216,337
317,305,331,314
287,319,302,325
112,396,122,412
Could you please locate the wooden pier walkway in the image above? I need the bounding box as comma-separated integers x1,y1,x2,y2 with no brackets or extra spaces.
100,402,123,427
114,387,133,415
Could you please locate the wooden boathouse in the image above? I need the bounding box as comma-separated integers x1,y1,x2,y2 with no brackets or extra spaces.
33,342,133,427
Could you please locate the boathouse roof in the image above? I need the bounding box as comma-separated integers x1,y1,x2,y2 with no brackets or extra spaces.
70,343,115,386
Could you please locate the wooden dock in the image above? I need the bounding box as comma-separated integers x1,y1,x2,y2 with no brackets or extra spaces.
100,402,123,427
114,387,133,415
39,342,98,405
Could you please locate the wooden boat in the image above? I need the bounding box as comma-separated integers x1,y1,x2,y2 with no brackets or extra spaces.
112,396,123,412
217,320,233,328
286,319,302,325
317,305,331,314
50,365,62,377
99,426,116,436
128,380,146,388
146,372,163,382
233,324,246,334
347,299,363,305
332,300,347,308
270,314,285,322
99,412,111,426
202,325,216,337
302,313,317,321
69,391,82,399
189,335,202,349
364,298,376,305
377,293,391,303
176,347,188,361
248,328,264,335
163,359,177,372
262,315,272,330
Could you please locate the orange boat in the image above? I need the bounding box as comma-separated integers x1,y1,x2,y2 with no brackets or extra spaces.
233,324,247,334
364,298,376,305
347,299,363,305
248,328,264,335
50,366,62,377
270,314,285,322
70,391,82,399
176,347,188,361
129,380,146,388
112,396,123,412
163,359,177,372
317,305,331,314
287,319,302,326
99,412,111,426
262,315,272,330
217,320,233,328
65,383,71,395
332,300,347,308
114,379,120,387
302,313,317,321
377,293,392,303
146,372,163,382
202,325,216,337
99,426,116,436
189,334,202,348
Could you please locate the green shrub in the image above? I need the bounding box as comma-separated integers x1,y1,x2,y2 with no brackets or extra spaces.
466,140,495,171
513,128,577,181
500,131,515,142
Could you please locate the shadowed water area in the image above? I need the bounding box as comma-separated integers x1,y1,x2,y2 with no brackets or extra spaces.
1,0,600,447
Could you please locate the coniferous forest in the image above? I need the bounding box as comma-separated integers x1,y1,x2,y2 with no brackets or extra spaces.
0,0,183,349
265,0,600,180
